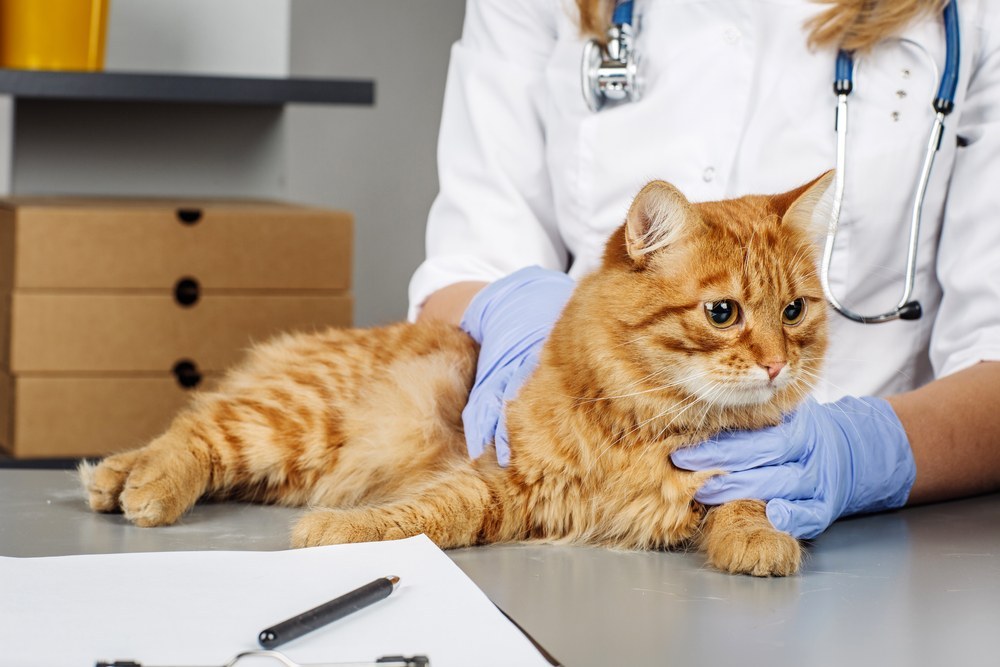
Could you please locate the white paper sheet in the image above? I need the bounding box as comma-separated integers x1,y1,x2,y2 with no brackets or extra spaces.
1,535,553,667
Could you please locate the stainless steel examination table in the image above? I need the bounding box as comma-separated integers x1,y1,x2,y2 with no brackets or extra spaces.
2,469,998,666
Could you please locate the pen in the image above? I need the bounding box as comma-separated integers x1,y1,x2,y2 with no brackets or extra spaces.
258,575,401,649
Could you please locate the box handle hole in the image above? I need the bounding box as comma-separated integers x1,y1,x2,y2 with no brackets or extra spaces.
177,208,203,225
174,277,201,307
172,359,203,389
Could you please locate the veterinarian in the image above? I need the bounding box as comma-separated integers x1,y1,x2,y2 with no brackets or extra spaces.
408,0,1000,539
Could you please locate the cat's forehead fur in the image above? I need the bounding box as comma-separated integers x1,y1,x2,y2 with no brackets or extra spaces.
647,193,823,309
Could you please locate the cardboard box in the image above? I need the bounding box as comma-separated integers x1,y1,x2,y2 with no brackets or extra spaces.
0,370,10,451
0,215,12,371
2,198,352,289
11,293,353,372
0,197,354,458
10,375,220,458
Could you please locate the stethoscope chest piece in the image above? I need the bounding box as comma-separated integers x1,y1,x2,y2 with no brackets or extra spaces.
581,39,607,112
581,1,641,112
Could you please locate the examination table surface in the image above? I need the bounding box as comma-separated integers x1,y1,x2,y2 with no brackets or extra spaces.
2,469,998,666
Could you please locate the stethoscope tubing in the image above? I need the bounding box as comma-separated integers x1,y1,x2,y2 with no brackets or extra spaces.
824,0,959,324
612,0,633,25
936,0,961,112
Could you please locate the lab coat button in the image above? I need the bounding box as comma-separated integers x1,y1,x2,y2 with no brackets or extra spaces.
723,27,742,45
703,167,716,182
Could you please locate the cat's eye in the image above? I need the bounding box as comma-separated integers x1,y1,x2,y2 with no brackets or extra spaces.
782,298,807,326
705,300,740,329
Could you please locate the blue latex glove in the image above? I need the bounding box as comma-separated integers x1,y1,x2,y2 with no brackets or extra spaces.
460,266,575,466
670,396,916,539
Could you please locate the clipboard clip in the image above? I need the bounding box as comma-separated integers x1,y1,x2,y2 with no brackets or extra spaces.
96,650,430,667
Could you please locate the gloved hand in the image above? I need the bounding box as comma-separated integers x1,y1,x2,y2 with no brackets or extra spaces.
460,266,575,466
670,396,916,539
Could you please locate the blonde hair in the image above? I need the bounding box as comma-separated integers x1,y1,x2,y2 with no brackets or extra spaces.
575,0,947,52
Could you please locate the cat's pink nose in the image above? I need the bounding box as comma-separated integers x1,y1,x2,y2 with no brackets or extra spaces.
762,361,786,381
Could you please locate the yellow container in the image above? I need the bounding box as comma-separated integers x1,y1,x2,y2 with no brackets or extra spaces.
0,0,109,71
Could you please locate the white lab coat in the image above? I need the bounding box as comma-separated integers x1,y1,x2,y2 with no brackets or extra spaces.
409,0,1000,401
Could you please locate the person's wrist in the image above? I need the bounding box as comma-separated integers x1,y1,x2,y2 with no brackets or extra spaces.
837,395,917,516
460,266,574,343
417,281,488,326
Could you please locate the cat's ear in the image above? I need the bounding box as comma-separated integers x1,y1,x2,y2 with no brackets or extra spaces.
624,180,693,266
776,170,835,238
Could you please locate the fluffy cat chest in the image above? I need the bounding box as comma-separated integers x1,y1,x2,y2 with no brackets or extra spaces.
504,445,707,548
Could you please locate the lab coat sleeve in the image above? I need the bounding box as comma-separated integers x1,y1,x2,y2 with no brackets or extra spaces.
930,16,1000,377
407,0,567,321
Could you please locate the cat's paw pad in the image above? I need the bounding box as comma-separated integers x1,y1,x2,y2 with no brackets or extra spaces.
706,526,802,577
291,509,391,548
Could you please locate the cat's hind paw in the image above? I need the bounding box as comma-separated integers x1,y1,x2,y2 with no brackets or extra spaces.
291,508,415,548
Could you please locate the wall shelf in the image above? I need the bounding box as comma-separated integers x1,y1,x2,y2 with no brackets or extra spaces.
0,68,374,106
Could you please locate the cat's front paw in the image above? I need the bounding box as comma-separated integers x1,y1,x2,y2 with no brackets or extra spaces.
117,466,197,527
291,509,414,548
80,453,140,513
700,499,802,577
705,523,802,576
80,445,205,527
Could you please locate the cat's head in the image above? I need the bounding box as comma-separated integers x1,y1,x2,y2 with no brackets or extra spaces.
565,172,833,427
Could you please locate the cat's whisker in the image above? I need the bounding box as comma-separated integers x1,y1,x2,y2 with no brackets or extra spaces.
798,356,915,385
613,332,655,349
797,367,854,397
584,407,645,455
661,386,717,432
571,362,676,397
786,244,815,278
687,389,714,434
652,381,721,443
591,365,690,395
742,224,761,279
567,369,714,403
584,382,716,473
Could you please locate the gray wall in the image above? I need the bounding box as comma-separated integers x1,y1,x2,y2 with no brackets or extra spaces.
106,0,290,76
1,0,292,197
287,1,466,326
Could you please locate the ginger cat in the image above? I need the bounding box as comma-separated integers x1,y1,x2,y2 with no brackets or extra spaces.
81,172,832,577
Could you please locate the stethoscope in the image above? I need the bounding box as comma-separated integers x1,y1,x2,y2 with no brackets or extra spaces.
582,1,961,325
